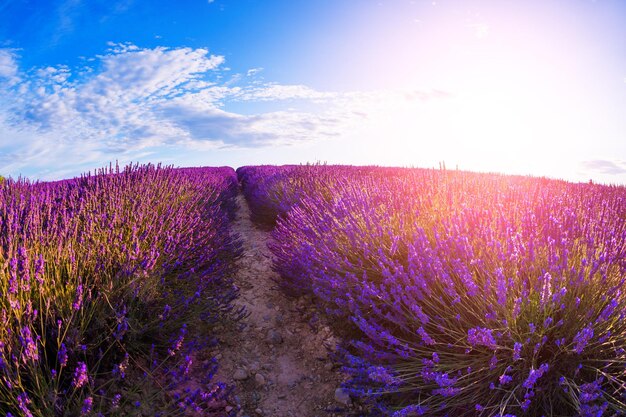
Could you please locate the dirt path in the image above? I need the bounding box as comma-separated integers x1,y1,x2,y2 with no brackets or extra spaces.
215,194,356,417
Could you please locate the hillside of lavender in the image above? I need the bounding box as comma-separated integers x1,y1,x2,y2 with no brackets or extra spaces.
240,165,626,417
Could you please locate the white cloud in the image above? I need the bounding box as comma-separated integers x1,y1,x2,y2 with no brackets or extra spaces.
0,49,19,83
237,84,336,102
580,160,626,175
246,67,263,77
0,43,451,179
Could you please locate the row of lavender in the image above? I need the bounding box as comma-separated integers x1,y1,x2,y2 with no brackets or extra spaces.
0,163,243,416
237,164,411,226
239,165,626,417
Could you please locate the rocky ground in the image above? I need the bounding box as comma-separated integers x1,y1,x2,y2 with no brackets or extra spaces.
213,194,362,417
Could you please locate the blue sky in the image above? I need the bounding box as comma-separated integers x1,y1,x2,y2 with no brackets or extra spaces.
0,0,625,183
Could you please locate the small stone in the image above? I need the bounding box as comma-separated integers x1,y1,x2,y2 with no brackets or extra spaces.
225,406,233,412
255,373,266,386
334,388,351,406
266,329,283,344
324,362,334,371
233,369,249,381
249,362,261,372
254,408,263,415
251,391,261,401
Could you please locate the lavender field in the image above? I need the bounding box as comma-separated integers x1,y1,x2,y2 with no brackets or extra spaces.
241,165,626,417
2,163,626,417
0,164,243,416
2,0,624,416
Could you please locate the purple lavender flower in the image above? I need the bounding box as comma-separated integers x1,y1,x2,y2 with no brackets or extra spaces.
112,353,129,379
432,386,461,397
489,354,498,370
434,372,457,388
159,304,172,321
580,402,608,417
114,317,129,341
522,363,549,389
391,405,427,416
368,366,399,386
513,342,523,360
410,304,429,324
499,373,513,385
495,268,508,306
73,283,84,311
34,254,45,285
540,272,552,305
17,392,33,417
81,396,93,415
18,326,39,363
417,326,435,345
58,343,68,367
8,257,18,295
72,361,89,388
573,325,594,354
579,378,603,403
467,327,497,350
597,299,618,323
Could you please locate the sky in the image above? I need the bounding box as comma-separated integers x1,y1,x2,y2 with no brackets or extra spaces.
0,0,624,183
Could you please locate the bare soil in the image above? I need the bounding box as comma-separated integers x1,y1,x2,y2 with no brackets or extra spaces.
214,194,358,417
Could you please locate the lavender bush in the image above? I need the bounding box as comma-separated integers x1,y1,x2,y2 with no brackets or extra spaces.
0,163,242,416
269,167,626,416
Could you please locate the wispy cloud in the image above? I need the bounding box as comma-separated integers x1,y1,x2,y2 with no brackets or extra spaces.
0,42,450,179
246,67,263,77
581,159,626,175
0,48,19,83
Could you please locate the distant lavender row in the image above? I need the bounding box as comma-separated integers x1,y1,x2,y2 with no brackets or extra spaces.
237,164,413,226
0,163,242,416
263,166,626,416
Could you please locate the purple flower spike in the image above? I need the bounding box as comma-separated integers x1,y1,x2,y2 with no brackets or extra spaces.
72,361,89,388
73,283,84,311
17,392,33,417
573,325,594,354
523,363,549,390
58,343,68,367
19,326,39,363
81,396,93,416
417,326,435,345
467,327,497,350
